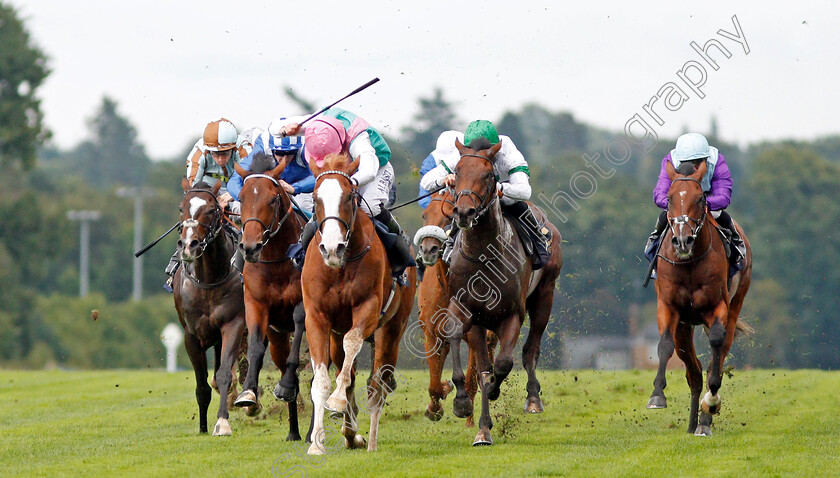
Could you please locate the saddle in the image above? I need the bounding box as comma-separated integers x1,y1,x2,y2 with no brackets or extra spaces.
372,218,415,286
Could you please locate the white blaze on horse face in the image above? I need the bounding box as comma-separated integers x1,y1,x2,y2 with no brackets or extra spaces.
185,197,208,243
679,191,687,237
317,178,346,259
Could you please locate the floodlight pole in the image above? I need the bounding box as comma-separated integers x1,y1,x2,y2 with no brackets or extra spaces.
117,187,154,301
67,210,102,297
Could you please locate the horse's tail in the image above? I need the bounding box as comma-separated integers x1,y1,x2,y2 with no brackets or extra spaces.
735,318,754,337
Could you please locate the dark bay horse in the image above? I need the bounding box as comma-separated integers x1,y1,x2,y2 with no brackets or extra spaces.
415,189,497,426
447,139,563,446
232,153,310,442
303,152,416,455
172,178,246,435
648,160,752,436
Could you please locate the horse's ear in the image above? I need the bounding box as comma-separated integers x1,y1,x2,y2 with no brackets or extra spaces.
666,160,677,181
455,138,466,155
269,156,289,180
488,140,502,160
181,176,191,192
347,155,361,175
212,181,222,196
692,159,708,181
234,161,250,180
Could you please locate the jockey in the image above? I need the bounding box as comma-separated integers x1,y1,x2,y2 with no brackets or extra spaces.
279,107,415,278
644,132,746,272
228,118,315,215
420,120,551,269
416,132,461,210
164,118,252,291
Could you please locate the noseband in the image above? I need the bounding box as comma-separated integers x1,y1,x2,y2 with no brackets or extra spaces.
315,170,360,244
179,188,224,258
241,173,293,249
454,153,497,224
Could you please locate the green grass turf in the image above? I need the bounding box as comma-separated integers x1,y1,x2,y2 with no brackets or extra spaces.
1,368,838,477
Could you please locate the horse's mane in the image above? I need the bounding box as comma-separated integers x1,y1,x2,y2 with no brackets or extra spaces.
322,151,352,171
192,179,214,190
466,137,494,151
249,152,275,174
676,159,703,176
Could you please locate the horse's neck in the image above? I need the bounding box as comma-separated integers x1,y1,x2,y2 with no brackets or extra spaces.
190,232,233,282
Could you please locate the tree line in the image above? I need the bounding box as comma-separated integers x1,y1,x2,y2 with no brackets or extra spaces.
2,2,838,370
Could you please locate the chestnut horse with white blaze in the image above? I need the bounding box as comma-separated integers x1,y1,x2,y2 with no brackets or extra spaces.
303,152,416,455
447,139,563,446
232,153,311,442
414,189,497,426
172,179,247,436
648,159,752,436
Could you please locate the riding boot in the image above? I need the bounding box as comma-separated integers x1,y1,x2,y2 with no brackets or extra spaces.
163,251,180,293
716,211,745,269
288,218,317,271
510,202,552,269
374,209,416,278
415,251,426,282
441,222,459,265
644,210,668,257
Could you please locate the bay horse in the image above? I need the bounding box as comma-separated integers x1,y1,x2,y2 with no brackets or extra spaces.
447,139,563,446
232,153,311,442
172,178,247,435
303,152,416,455
647,160,752,436
415,189,498,426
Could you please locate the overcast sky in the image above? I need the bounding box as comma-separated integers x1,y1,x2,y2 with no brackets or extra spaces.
9,0,840,160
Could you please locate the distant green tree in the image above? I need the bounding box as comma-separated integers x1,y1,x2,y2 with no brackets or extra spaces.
400,87,459,161
70,96,151,188
0,2,50,169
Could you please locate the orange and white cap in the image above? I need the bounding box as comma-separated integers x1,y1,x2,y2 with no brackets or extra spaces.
203,118,238,152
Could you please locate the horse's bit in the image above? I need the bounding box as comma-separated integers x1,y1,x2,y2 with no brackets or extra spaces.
314,170,361,245
454,153,498,226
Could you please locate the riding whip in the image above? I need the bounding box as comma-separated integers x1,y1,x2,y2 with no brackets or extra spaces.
134,222,179,258
292,78,381,131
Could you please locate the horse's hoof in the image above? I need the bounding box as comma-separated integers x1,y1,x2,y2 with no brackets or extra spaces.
425,405,443,421
647,396,667,409
694,425,713,437
325,397,347,415
307,442,326,455
472,429,493,446
244,402,262,417
286,432,302,442
442,380,454,399
273,382,297,402
212,418,232,436
701,392,722,415
453,396,473,419
524,396,544,414
234,390,257,408
346,434,366,449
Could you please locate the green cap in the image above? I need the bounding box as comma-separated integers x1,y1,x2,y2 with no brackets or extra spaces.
463,120,499,147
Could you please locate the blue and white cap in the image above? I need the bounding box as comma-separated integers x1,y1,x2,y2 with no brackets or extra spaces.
268,118,305,152
671,133,711,163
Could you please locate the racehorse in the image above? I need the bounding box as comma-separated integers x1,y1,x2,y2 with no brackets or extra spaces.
231,153,311,442
172,178,247,435
302,152,416,455
415,189,498,427
647,160,752,436
446,139,563,446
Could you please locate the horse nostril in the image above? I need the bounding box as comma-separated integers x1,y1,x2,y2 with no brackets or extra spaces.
686,236,695,246
177,240,184,249
465,207,476,217
430,245,439,255
452,207,459,215
335,243,346,258
189,239,199,250
238,241,245,251
671,237,680,248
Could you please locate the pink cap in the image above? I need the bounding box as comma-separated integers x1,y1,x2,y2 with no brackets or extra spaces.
304,116,346,167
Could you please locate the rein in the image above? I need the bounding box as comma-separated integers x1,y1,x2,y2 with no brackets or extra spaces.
241,173,294,257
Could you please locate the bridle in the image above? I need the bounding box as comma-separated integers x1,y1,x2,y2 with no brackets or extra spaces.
661,177,711,264
179,188,223,259
240,173,293,252
428,189,457,220
454,153,498,225
314,170,361,245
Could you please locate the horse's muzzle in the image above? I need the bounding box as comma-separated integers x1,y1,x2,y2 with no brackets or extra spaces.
319,241,347,268
238,240,263,263
453,207,477,230
671,234,696,258
418,241,441,267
